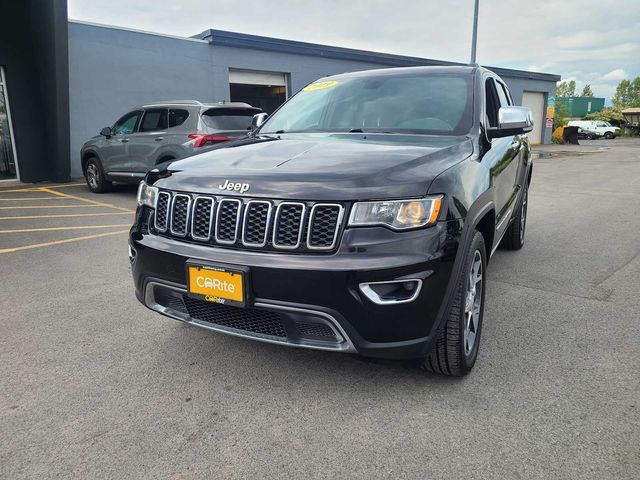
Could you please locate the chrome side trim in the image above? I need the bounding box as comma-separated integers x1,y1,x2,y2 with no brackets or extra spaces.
154,191,171,232
190,196,216,241
241,200,272,247
272,201,306,250
143,282,356,353
169,193,192,237
359,278,423,305
214,198,242,245
306,203,344,250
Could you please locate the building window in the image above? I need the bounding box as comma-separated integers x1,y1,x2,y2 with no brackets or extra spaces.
0,67,18,180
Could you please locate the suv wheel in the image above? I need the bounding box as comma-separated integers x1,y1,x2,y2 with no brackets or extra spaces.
604,132,613,139
422,231,486,376
500,183,528,250
84,157,112,193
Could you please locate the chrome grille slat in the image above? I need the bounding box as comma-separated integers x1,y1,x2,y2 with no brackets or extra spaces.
272,202,306,250
154,191,171,232
307,204,344,250
170,194,191,237
215,198,242,244
191,196,215,241
242,200,272,247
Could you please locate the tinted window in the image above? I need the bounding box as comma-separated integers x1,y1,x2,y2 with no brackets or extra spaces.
485,79,500,128
169,109,189,128
202,107,262,130
140,109,168,132
113,111,142,135
262,74,473,135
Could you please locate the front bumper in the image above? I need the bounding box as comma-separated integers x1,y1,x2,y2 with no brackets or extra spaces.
130,217,461,359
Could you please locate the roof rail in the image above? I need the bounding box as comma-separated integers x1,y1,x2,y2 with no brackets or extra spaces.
149,100,205,105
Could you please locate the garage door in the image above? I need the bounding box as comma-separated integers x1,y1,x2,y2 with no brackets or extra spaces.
229,69,287,114
521,91,545,144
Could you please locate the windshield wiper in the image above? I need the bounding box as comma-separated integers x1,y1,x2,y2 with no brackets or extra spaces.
348,128,364,133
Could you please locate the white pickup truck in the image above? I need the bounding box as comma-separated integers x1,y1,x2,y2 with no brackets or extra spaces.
568,120,620,139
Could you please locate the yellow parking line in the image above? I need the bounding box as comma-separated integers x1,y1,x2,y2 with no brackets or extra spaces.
0,182,86,193
0,197,72,201
40,187,135,213
0,224,130,234
0,204,101,209
0,229,129,254
0,212,130,220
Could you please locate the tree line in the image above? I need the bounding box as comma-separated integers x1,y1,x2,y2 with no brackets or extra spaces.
556,77,640,109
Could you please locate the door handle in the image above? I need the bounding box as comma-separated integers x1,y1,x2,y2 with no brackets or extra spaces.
155,137,164,142
121,138,129,143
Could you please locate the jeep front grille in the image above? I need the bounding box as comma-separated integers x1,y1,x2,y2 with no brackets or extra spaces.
152,190,345,252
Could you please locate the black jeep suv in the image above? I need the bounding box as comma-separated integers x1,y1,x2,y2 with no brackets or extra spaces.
130,66,533,376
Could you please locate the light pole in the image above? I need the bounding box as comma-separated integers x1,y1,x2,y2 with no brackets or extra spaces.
470,0,479,64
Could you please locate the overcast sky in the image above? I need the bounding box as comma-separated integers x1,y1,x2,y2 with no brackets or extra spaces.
68,0,640,103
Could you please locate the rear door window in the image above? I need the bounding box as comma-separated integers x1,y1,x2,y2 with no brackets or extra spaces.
139,109,168,132
169,109,189,128
202,107,262,130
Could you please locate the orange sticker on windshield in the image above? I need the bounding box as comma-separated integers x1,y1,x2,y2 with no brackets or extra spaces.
303,81,338,92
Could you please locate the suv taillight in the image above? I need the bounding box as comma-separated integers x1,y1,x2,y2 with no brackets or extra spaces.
188,134,232,148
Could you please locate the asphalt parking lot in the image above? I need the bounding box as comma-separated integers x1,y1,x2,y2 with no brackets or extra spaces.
1,139,639,479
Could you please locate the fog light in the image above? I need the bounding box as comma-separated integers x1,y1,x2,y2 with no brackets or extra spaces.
359,279,422,305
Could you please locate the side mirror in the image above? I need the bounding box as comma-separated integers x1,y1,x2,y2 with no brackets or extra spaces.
251,113,268,131
488,106,533,139
100,126,112,138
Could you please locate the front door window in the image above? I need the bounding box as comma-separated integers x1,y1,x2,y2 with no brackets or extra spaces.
0,67,17,180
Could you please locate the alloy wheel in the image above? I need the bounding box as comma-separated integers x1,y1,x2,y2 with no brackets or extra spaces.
464,250,483,356
520,188,528,243
86,164,99,190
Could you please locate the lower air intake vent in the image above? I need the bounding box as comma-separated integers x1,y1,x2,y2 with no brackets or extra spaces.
182,295,287,338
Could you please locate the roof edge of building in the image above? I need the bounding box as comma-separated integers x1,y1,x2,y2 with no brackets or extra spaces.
196,28,561,82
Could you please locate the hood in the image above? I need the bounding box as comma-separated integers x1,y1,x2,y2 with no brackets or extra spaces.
148,133,473,201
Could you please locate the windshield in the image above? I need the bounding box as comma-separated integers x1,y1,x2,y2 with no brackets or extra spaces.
261,73,473,136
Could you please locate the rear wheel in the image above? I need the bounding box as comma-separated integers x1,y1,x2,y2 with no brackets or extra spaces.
422,231,486,376
500,183,528,250
84,157,112,193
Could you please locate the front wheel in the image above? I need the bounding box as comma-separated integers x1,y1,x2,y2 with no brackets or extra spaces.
604,132,613,139
500,183,528,250
422,231,486,376
84,157,112,193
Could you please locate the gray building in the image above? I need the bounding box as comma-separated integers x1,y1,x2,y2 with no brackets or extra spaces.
68,21,559,178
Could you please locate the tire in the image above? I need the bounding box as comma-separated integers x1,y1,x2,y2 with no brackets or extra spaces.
604,132,613,139
84,157,112,193
422,231,486,376
590,134,596,140
500,183,528,250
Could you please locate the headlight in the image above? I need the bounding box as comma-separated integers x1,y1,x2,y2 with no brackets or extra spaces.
137,182,158,208
348,196,443,230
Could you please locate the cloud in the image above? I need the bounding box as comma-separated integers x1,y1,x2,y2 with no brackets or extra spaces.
602,69,628,81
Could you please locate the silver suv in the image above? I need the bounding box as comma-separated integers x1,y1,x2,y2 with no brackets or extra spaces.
81,100,261,193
